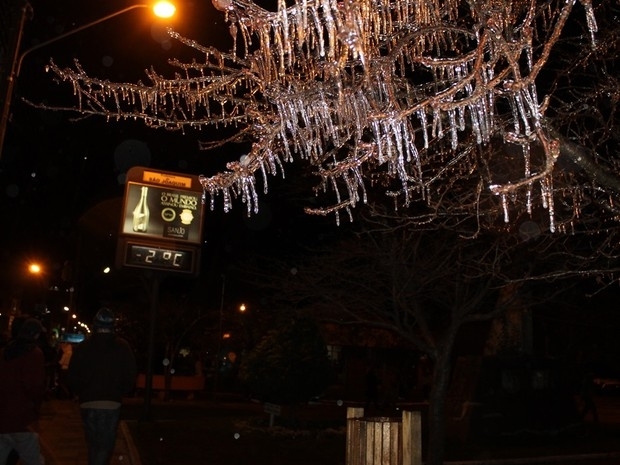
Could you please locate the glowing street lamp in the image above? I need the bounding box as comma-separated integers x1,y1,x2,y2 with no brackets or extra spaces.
28,262,42,275
152,1,176,18
0,1,177,157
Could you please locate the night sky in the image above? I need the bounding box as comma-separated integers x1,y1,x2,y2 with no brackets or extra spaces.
0,0,326,319
3,0,619,354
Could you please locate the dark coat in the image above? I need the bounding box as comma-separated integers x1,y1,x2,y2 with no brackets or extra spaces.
0,339,46,432
67,332,137,404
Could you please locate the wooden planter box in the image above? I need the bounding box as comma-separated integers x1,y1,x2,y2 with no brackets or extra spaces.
346,408,422,465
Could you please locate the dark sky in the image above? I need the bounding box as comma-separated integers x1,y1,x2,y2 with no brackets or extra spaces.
0,0,328,318
1,2,219,251
2,0,620,370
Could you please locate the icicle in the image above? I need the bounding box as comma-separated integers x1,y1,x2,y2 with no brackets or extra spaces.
547,191,556,233
513,92,532,136
457,106,465,131
448,109,458,149
579,0,598,46
431,107,443,139
417,109,429,149
526,184,532,214
278,0,291,68
469,104,482,144
522,142,531,178
501,194,510,223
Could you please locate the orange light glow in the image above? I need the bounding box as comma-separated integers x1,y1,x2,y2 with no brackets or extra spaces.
153,1,176,18
28,263,42,274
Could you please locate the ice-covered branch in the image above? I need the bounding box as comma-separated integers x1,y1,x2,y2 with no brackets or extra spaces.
41,0,611,232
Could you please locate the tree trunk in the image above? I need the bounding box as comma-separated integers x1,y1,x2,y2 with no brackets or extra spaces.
425,338,456,465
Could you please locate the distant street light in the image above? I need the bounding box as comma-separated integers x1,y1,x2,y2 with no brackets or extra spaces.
0,1,177,158
28,262,42,275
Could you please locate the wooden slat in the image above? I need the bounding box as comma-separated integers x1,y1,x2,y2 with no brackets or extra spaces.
346,409,422,465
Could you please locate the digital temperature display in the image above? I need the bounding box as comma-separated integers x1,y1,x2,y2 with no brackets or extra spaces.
124,243,197,274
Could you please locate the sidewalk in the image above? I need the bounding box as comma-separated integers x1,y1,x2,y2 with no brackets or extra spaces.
37,398,141,465
36,395,620,465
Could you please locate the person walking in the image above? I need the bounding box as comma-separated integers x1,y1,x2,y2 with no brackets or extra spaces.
55,341,74,399
67,308,137,465
0,317,46,465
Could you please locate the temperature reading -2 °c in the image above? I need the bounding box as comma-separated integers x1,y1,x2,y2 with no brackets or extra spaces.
125,243,194,273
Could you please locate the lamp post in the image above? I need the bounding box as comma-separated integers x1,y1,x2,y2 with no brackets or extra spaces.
0,1,177,158
214,274,226,397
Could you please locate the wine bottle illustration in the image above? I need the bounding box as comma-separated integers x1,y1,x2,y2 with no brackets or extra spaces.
132,186,150,232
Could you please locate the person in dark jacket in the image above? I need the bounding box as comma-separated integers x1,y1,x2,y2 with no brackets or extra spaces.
0,317,46,465
67,308,136,465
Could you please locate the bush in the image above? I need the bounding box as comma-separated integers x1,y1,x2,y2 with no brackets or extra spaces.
239,317,333,404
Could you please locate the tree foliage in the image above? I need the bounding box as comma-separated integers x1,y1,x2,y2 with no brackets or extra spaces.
39,0,619,238
238,317,333,404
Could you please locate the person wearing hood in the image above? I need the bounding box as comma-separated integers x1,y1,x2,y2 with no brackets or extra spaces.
0,317,46,465
67,308,136,465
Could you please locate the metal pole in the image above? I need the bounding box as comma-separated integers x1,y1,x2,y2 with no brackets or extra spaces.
0,1,32,159
213,274,225,397
142,272,160,422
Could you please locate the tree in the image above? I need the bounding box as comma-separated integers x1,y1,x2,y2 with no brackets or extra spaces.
234,198,620,464
39,0,619,237
235,215,518,464
22,0,619,460
112,274,220,397
153,285,215,398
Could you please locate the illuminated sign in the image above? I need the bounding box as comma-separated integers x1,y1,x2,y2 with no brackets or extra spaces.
142,170,193,189
117,167,204,276
120,183,202,244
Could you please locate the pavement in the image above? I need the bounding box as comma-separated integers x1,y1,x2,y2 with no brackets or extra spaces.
37,398,141,465
35,394,620,465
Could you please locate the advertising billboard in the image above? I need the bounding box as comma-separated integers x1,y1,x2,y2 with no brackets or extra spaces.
117,167,204,275
120,171,203,244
